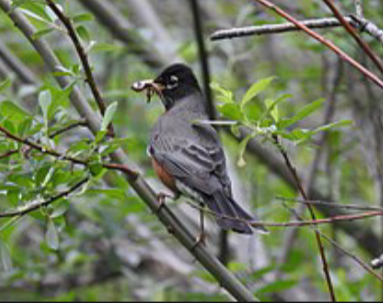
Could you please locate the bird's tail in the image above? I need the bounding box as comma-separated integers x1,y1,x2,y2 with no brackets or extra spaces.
203,191,268,234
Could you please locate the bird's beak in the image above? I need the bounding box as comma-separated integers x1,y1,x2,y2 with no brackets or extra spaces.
131,79,165,103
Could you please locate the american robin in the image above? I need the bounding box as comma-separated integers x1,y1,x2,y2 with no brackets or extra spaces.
132,63,267,236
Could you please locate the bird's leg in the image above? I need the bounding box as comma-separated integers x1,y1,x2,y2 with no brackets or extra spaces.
191,204,207,250
154,191,180,214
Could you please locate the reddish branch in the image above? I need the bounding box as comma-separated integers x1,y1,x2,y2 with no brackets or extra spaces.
45,0,114,136
253,0,383,91
322,0,383,76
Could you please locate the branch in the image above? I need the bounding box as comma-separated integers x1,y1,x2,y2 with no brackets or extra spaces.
277,196,383,212
0,125,139,179
210,17,355,40
189,0,215,120
321,0,383,76
231,126,380,256
351,15,383,46
0,177,88,218
272,135,336,301
48,120,87,138
252,0,383,91
45,0,114,137
0,2,257,300
285,203,383,283
185,198,383,228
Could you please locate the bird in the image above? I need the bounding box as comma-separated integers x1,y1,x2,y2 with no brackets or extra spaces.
132,63,267,238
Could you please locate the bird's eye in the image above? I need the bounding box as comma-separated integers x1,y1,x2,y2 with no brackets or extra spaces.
167,75,179,89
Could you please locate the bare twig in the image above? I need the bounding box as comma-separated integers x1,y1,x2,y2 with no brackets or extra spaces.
322,0,383,77
184,197,383,228
189,0,215,120
285,203,383,283
277,196,383,212
253,0,383,91
48,120,87,138
350,15,383,46
272,135,336,301
210,17,355,40
0,177,89,218
45,0,114,137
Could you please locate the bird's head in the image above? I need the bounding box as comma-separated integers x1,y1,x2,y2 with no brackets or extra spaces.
132,63,202,111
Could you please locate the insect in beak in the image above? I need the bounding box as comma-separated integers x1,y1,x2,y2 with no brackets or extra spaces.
131,79,165,103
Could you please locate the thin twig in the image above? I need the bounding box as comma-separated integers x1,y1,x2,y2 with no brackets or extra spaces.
189,0,215,120
0,125,139,179
184,198,383,228
285,203,383,283
210,17,355,40
0,177,89,218
322,0,383,77
253,0,383,91
272,135,336,301
277,196,383,212
48,120,87,138
45,0,114,137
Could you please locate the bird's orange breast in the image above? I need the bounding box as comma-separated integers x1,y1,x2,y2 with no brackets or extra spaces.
151,157,177,192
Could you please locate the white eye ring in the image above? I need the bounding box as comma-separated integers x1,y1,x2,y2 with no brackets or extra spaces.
167,75,179,89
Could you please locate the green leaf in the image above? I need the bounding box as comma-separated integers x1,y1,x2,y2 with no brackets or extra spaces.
218,103,243,121
89,42,123,54
46,218,59,250
210,82,234,104
263,93,292,123
76,25,90,41
101,102,118,131
279,98,324,129
0,101,31,124
32,27,54,39
88,162,104,177
0,78,11,93
241,76,275,110
38,89,52,128
72,13,94,23
50,199,69,218
312,119,353,134
0,240,12,271
237,132,256,167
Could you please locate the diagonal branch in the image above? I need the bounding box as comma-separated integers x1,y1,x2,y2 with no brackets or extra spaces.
45,0,114,137
272,135,336,301
253,0,383,91
321,0,383,76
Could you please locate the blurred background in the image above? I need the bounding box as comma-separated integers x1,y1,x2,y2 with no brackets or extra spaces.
0,0,383,301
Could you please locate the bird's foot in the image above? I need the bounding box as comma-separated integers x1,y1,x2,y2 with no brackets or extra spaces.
154,192,173,214
191,232,207,251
